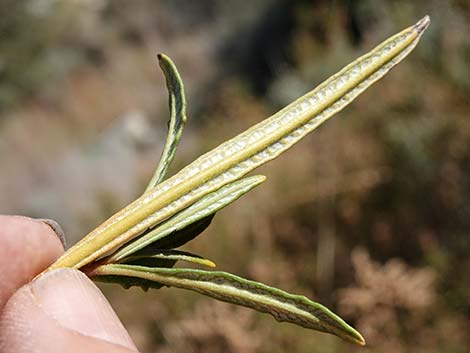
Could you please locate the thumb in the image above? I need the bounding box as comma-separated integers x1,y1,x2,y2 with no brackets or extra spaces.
0,269,138,353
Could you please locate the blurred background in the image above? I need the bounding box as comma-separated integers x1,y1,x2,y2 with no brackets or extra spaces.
1,1,469,352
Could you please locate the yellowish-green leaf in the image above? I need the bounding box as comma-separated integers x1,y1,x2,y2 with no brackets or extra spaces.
91,264,366,346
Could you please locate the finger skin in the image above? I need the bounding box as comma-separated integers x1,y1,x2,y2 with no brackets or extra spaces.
0,285,138,353
0,216,64,309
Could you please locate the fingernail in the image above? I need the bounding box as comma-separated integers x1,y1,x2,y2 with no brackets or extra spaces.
35,218,66,249
32,269,137,350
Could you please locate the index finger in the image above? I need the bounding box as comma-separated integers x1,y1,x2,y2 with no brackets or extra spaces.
0,216,64,309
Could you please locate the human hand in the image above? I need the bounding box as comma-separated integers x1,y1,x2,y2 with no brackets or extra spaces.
0,215,139,353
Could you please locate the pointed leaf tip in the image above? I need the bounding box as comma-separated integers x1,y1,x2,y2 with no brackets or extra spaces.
414,15,430,33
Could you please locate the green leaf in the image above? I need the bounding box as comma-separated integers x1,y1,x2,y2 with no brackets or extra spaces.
145,53,187,191
94,274,165,291
92,264,366,346
121,248,216,268
121,256,176,270
149,214,213,250
109,175,266,262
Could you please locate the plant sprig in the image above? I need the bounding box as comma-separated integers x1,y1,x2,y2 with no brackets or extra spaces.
45,16,430,346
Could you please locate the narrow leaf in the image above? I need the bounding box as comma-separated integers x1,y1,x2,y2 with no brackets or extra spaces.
145,53,187,191
109,175,266,262
148,214,213,250
94,274,165,291
121,249,216,268
49,17,430,270
92,264,366,346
